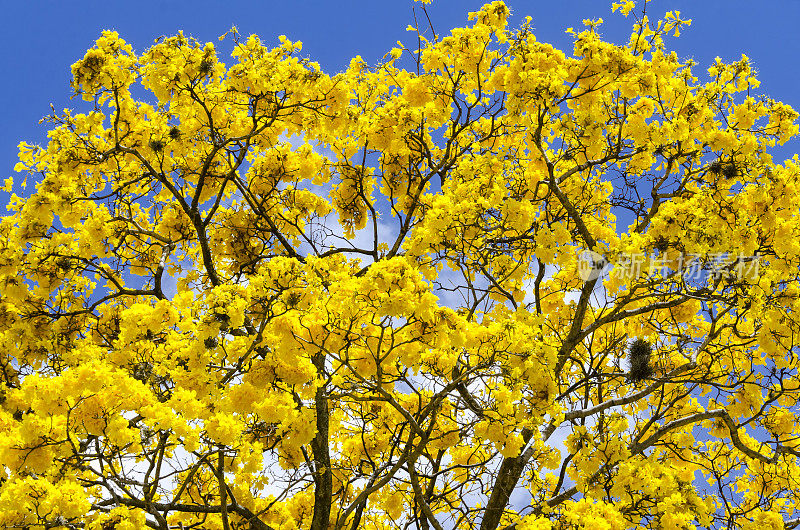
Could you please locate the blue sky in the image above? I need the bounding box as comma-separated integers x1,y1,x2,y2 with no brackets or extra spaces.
2,0,800,182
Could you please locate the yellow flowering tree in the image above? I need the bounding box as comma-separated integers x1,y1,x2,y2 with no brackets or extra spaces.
1,1,800,528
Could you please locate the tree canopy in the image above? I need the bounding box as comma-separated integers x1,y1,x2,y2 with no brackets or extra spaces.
2,1,800,528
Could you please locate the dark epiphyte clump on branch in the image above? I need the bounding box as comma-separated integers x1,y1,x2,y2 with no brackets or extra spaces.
627,338,654,383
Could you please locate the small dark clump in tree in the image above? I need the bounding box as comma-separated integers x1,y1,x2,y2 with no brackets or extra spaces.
81,54,105,71
628,339,654,383
653,235,670,253
198,58,214,76
722,161,738,179
708,159,738,179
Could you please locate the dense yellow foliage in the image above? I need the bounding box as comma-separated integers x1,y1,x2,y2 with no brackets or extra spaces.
1,1,800,528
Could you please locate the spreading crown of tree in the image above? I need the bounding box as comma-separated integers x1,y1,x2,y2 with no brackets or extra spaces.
0,1,799,529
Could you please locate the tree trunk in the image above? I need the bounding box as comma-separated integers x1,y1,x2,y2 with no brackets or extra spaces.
310,356,332,530
479,428,532,530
